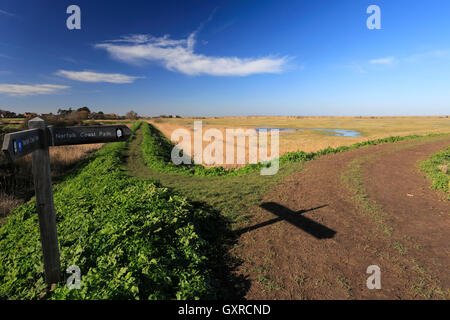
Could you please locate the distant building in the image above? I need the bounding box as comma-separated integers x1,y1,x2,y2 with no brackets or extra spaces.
24,112,38,118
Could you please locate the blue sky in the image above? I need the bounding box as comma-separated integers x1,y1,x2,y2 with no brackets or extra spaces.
0,0,449,116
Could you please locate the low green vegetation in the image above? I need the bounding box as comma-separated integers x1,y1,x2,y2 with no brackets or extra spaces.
0,122,226,299
420,146,450,198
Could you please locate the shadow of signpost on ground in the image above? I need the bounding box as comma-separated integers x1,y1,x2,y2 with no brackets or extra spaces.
236,202,336,239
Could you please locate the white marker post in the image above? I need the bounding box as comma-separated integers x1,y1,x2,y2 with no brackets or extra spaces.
2,117,133,284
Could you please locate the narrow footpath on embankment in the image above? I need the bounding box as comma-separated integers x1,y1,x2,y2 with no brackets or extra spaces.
124,126,450,300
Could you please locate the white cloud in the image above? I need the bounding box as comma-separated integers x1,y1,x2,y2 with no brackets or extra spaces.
369,56,395,65
0,84,69,96
95,33,289,76
56,70,141,83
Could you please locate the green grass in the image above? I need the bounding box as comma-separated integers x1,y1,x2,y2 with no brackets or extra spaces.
420,146,450,198
0,118,24,122
0,123,228,300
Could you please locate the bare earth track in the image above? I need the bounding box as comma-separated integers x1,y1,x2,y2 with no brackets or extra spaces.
233,135,450,299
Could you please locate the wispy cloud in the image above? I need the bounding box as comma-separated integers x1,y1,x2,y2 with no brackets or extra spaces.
0,9,16,17
343,63,367,74
405,50,450,63
368,50,450,66
369,56,395,65
0,84,69,96
61,57,78,64
56,70,141,83
95,32,290,76
213,20,236,34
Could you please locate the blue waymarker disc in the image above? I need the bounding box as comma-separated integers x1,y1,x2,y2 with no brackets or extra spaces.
17,139,23,152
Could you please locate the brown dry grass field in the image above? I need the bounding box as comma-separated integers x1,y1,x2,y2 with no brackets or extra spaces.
148,116,450,167
0,143,103,220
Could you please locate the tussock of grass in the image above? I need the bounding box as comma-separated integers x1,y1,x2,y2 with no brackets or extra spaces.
420,146,450,198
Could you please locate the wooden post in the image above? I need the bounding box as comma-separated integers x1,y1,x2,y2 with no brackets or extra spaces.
28,118,61,284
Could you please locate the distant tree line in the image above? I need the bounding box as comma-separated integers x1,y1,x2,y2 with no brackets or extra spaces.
2,107,186,121
0,109,26,118
155,115,182,118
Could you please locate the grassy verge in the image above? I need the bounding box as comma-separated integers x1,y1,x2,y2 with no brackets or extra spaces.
0,122,227,300
420,146,450,198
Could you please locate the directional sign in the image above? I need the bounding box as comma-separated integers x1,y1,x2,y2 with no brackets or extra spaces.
2,125,133,161
48,125,133,146
2,128,42,161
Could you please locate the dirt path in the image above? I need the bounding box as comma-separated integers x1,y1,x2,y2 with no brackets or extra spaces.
362,140,450,289
233,135,450,299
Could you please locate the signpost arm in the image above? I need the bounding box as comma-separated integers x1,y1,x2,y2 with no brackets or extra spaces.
28,118,61,284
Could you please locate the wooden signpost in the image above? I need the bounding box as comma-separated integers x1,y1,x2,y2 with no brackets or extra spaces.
2,118,133,284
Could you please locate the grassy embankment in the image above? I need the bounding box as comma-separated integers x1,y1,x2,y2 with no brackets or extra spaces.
0,122,230,299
